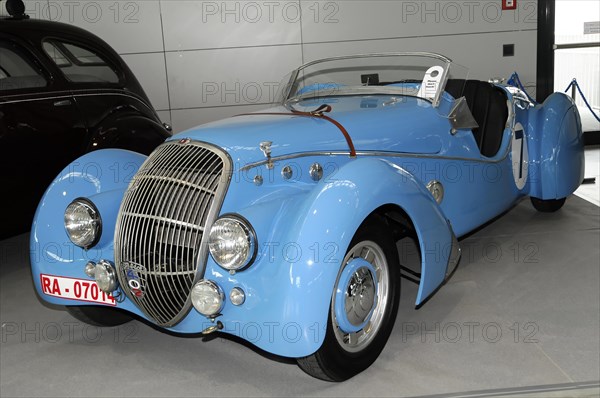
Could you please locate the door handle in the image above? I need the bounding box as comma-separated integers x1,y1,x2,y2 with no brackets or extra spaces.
53,99,72,107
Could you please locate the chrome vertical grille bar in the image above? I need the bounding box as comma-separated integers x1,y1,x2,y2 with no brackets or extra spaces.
114,140,231,327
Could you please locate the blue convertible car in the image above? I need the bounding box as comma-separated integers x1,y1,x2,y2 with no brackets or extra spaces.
30,53,584,381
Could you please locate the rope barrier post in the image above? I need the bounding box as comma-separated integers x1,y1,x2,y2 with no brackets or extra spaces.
571,79,577,101
508,71,538,105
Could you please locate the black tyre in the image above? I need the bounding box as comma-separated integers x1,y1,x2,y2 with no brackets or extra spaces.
67,306,132,327
530,197,566,213
297,215,401,381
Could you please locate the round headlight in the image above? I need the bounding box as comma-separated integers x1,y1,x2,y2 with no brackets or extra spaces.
208,215,256,271
64,199,101,249
191,280,224,316
94,260,117,293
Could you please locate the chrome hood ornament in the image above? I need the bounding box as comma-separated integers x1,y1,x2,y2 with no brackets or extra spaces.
259,141,274,169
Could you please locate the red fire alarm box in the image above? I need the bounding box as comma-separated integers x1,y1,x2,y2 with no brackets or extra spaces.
503,0,517,10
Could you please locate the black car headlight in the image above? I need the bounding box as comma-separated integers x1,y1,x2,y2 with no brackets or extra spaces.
208,215,256,271
64,198,101,249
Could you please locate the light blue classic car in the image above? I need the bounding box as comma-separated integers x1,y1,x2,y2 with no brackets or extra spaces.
30,53,584,381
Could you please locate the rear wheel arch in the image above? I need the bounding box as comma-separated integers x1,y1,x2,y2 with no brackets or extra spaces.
349,205,416,282
369,204,423,295
373,203,419,241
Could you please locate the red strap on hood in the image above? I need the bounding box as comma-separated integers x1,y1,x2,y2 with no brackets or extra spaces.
235,104,357,158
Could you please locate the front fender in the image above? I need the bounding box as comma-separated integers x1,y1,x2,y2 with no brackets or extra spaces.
30,149,146,313
282,157,455,307
217,157,456,357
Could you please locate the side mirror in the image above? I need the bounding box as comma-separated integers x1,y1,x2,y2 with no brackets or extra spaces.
448,97,478,134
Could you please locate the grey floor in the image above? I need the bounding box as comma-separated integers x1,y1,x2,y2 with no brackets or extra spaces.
1,195,599,397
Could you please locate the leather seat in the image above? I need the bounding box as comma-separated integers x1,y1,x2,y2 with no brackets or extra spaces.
445,79,509,157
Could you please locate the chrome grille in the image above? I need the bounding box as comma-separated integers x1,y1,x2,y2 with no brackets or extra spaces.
114,140,231,327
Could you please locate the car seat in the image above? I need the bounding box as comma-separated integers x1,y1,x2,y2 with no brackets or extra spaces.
445,79,509,157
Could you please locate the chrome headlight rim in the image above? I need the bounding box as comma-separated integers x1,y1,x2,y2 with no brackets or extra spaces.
94,260,118,293
191,280,225,317
208,213,257,272
64,198,102,249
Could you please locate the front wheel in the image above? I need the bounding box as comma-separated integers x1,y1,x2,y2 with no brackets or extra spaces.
530,197,566,213
297,215,400,381
67,306,132,327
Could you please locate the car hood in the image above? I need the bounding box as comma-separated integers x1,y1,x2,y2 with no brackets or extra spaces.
169,96,448,167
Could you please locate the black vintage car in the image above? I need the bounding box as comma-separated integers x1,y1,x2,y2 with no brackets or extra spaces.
0,11,170,238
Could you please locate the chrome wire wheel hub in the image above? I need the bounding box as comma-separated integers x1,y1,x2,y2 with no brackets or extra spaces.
345,266,376,327
332,240,390,353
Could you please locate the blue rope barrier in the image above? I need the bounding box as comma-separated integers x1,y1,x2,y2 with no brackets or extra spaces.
507,72,538,104
564,79,600,123
508,72,600,123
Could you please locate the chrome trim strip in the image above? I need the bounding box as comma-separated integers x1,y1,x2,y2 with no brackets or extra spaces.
240,151,347,171
0,91,151,110
0,93,71,104
239,143,512,172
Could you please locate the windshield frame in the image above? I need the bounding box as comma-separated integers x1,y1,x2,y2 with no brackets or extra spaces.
282,52,454,107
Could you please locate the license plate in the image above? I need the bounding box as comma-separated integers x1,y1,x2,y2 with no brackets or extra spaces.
40,274,116,306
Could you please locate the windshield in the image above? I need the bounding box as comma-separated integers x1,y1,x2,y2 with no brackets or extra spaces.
279,53,469,107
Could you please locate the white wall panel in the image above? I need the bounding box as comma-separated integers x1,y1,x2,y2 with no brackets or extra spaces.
166,45,302,109
300,0,538,43
13,0,540,133
43,1,164,54
161,0,302,51
156,110,172,125
171,104,267,133
121,53,170,111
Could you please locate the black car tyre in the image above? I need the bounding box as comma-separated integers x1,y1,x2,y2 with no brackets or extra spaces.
67,306,132,327
297,215,401,381
530,197,566,213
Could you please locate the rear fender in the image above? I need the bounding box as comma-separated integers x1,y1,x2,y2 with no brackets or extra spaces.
528,93,584,199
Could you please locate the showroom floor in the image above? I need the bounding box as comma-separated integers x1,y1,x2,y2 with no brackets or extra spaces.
1,150,599,398
575,146,600,206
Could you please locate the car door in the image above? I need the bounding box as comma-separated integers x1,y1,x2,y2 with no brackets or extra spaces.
0,38,86,238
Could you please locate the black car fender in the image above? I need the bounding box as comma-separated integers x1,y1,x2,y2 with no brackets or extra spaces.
85,110,170,155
